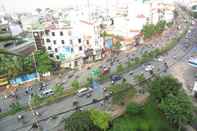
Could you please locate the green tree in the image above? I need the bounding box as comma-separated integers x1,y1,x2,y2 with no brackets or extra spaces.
159,92,193,130
142,24,155,39
149,76,182,103
89,109,111,131
9,102,23,112
126,102,144,116
116,64,124,73
71,80,80,90
127,61,133,68
31,95,42,106
34,50,53,73
113,41,122,49
64,111,99,131
0,54,23,78
53,84,64,96
149,76,193,130
22,55,34,73
155,20,166,33
134,74,145,83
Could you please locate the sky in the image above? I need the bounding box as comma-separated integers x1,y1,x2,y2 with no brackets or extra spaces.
0,0,190,13
0,0,123,13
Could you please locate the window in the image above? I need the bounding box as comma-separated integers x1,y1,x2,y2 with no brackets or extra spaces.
56,55,60,59
70,40,73,45
68,31,72,36
71,48,74,52
48,46,51,50
55,48,58,52
79,46,82,51
52,32,55,36
46,38,50,43
49,54,54,57
86,40,89,45
53,40,56,44
45,30,49,35
61,40,65,44
60,31,63,36
78,38,81,43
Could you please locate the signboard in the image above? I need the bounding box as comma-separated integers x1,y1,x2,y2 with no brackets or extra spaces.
91,68,101,79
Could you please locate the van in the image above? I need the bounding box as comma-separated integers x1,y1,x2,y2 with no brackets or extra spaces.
40,89,54,97
77,88,93,97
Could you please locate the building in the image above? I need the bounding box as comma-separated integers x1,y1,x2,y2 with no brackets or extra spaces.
40,19,103,69
144,0,175,24
32,30,44,50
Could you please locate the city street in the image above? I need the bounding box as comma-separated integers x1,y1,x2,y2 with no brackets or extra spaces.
0,5,194,131
0,13,195,131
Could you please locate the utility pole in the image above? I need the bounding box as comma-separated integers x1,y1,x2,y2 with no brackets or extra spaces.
28,95,42,131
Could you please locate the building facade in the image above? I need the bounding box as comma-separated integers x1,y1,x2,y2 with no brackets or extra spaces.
41,20,103,69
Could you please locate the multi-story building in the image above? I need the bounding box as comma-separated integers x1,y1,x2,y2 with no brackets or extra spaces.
40,19,103,69
32,30,44,50
0,14,35,55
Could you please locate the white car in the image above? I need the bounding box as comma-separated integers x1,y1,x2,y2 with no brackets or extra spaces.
157,57,164,62
145,65,154,71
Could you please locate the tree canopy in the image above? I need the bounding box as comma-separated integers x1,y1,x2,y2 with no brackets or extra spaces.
53,84,64,96
64,111,99,131
149,76,182,103
34,50,53,73
89,109,111,130
149,76,193,129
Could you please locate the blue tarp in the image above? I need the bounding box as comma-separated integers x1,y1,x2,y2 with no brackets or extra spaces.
10,72,38,85
105,39,113,49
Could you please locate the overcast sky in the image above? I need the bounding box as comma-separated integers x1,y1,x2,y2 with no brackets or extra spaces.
0,0,186,13
0,0,127,13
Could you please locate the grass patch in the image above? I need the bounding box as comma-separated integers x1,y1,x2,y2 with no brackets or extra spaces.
108,100,176,131
31,88,76,108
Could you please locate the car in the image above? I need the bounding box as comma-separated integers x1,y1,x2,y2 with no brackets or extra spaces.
40,89,54,98
86,93,92,98
39,86,47,91
17,115,24,120
145,65,154,72
77,88,93,97
129,72,133,75
111,75,122,84
68,74,74,79
40,82,48,87
102,67,110,75
157,57,164,62
92,98,99,103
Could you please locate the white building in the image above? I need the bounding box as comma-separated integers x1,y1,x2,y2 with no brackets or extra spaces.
41,19,103,69
144,0,175,24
